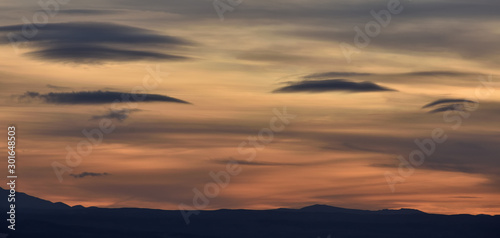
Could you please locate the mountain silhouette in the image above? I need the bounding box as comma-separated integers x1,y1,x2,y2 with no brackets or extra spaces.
1,187,499,238
0,187,70,211
297,204,425,215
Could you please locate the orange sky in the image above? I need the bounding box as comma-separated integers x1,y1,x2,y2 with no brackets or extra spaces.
0,0,500,215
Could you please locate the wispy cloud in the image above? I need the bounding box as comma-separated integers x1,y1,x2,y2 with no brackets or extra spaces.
401,71,475,77
58,9,122,15
70,172,111,179
91,108,141,121
212,158,340,167
46,84,71,90
303,71,477,80
212,158,301,167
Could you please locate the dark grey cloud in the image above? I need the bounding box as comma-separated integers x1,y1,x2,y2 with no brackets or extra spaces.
273,79,396,93
27,46,188,63
423,99,479,114
422,99,478,109
0,22,189,45
91,108,141,121
427,104,466,114
0,22,192,63
17,91,190,104
70,172,110,179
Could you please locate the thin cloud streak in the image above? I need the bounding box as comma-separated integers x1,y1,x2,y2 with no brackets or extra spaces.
91,108,142,121
70,172,111,178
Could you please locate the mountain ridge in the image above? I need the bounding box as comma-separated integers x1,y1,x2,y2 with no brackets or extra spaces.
1,187,495,216
1,187,499,238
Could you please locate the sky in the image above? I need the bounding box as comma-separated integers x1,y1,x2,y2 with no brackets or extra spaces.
0,0,499,215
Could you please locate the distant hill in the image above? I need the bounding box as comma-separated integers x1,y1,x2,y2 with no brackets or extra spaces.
0,187,70,211
1,187,498,238
297,204,426,215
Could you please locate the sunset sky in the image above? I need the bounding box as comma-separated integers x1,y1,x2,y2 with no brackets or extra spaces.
1,0,499,215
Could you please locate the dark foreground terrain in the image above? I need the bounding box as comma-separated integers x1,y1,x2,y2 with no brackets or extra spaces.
1,187,499,238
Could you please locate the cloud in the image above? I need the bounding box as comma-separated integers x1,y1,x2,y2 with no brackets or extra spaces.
422,99,478,108
287,23,500,64
427,104,466,114
450,196,481,199
297,71,488,88
16,90,190,104
212,158,340,167
235,50,319,63
70,172,110,178
303,72,372,79
0,22,192,63
91,108,141,121
422,98,479,114
303,71,477,80
212,158,300,167
46,84,71,90
401,71,475,77
58,9,122,15
27,46,188,64
314,126,500,191
272,79,396,93
0,22,189,45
